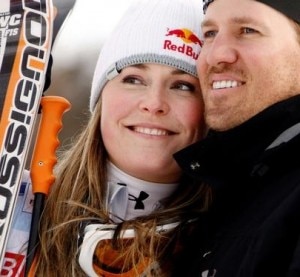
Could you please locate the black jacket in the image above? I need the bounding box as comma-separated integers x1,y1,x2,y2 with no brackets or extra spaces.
173,95,300,277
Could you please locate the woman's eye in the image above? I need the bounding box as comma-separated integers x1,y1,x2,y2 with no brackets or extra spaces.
122,76,143,85
172,82,195,92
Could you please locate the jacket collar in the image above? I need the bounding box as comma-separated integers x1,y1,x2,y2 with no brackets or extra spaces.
174,95,300,188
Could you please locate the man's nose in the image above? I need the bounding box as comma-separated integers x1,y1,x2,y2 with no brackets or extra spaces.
205,32,238,67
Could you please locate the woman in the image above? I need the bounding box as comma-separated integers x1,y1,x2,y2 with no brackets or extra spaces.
33,0,209,276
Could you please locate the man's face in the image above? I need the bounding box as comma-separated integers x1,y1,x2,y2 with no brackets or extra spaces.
197,0,300,131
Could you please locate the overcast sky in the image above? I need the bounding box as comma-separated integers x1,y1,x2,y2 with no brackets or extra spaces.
52,0,136,71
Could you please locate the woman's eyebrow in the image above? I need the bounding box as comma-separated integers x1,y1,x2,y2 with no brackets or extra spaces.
171,69,190,76
126,64,188,75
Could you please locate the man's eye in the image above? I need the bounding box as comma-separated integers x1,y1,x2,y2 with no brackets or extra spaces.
242,27,257,34
203,30,216,39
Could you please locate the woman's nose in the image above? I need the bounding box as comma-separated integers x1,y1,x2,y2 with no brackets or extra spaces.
139,88,170,115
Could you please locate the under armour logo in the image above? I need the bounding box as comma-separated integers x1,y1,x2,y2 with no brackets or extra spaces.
190,162,200,170
129,191,149,209
202,269,217,277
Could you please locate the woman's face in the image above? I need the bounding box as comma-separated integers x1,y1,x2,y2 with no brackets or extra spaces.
101,63,204,183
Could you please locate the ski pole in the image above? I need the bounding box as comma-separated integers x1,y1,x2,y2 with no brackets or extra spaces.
25,95,71,276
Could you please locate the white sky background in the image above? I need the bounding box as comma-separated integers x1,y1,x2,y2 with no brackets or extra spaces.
52,0,136,70
47,0,136,146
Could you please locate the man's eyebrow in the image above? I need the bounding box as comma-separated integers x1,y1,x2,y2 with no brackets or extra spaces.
201,16,260,28
231,16,261,25
201,18,215,28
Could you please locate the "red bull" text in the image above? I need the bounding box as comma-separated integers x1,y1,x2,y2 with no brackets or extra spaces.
164,28,202,60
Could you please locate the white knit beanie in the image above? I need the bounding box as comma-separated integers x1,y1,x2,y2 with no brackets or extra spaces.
90,0,204,111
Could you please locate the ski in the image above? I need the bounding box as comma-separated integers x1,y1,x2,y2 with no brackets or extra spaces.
0,0,54,273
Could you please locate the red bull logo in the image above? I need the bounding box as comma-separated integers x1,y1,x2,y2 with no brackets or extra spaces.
164,28,202,60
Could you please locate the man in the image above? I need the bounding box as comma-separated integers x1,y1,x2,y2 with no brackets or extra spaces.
174,0,300,276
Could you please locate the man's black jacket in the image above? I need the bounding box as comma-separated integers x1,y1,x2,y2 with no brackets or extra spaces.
174,95,300,277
